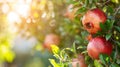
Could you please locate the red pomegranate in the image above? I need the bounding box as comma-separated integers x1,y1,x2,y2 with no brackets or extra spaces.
43,34,60,50
82,8,107,34
72,54,87,67
87,37,113,59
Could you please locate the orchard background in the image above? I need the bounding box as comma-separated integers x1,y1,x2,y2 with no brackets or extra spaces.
0,0,120,67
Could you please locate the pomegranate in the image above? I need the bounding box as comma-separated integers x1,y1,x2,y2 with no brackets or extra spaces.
82,8,107,34
87,37,113,59
43,34,60,50
72,54,87,67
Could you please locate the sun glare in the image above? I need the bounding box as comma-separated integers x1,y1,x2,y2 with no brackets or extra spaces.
3,0,33,34
13,3,30,17
2,3,10,14
7,12,21,24
14,3,30,17
5,0,31,24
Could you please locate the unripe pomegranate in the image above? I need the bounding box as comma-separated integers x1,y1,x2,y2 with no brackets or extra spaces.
87,37,113,59
43,34,60,50
82,8,107,34
72,54,87,67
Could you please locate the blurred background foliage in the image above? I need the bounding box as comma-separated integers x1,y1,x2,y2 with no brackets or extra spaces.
0,0,68,67
0,0,82,67
0,0,120,67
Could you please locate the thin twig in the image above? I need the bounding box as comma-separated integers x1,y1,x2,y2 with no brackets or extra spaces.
102,0,111,7
114,5,120,17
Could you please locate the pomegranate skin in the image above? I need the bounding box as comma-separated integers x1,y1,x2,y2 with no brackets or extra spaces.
82,8,107,34
43,34,60,50
87,37,113,59
72,54,87,67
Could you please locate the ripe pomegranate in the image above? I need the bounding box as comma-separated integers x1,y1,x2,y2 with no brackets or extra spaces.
72,54,87,67
82,8,107,34
43,34,60,50
87,37,113,59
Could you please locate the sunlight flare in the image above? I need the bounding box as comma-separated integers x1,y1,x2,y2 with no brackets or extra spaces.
7,12,21,24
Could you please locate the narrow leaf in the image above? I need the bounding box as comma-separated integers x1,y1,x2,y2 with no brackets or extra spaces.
51,45,60,55
110,63,119,67
94,60,103,67
75,7,86,15
105,33,112,40
49,59,60,67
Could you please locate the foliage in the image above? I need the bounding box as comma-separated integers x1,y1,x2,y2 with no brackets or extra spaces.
0,15,15,63
49,0,120,67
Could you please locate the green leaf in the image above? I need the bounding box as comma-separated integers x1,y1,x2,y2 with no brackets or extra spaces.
75,7,87,15
100,23,107,32
85,0,89,7
116,59,120,64
73,1,80,6
115,26,120,32
93,0,98,3
107,6,114,13
111,51,117,61
64,48,74,58
51,45,60,55
111,0,119,4
94,60,103,67
105,33,112,40
99,54,106,65
73,42,76,54
110,63,119,67
49,59,60,67
67,0,76,4
99,54,110,65
81,50,87,54
100,20,114,32
116,41,120,47
106,20,114,30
